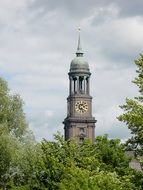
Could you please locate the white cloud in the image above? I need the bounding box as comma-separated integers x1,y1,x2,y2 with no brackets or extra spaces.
94,16,143,61
0,0,29,21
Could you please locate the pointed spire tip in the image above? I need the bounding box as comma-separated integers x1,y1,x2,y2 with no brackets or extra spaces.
76,27,83,56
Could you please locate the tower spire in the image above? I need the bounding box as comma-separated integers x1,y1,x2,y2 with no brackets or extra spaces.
76,27,83,57
63,31,96,144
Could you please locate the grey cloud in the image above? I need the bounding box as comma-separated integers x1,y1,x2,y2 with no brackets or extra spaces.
30,0,143,22
96,121,131,140
116,0,143,18
90,17,143,67
27,110,64,141
29,0,109,19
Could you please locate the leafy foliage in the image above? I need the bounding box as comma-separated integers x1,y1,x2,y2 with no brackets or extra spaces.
0,132,16,189
59,167,133,190
118,54,143,156
30,135,140,190
0,78,28,138
0,77,34,189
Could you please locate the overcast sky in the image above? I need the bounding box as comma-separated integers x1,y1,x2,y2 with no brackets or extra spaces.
0,0,143,141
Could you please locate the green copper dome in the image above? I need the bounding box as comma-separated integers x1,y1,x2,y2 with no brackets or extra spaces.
70,32,89,72
71,57,89,69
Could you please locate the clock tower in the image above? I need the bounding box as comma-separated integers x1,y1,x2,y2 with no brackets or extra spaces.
63,32,96,143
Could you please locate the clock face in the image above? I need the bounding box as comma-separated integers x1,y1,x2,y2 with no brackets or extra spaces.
75,101,88,114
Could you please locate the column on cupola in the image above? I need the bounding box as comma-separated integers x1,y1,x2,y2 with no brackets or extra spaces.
70,76,79,94
69,76,72,95
79,76,87,94
76,76,79,94
86,77,90,95
76,76,88,94
84,76,86,94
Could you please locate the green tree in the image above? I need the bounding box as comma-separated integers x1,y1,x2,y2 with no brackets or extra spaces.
0,131,17,189
34,134,135,190
2,133,140,190
10,141,43,190
94,135,130,174
118,54,143,156
0,78,28,138
59,166,133,190
0,77,35,189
